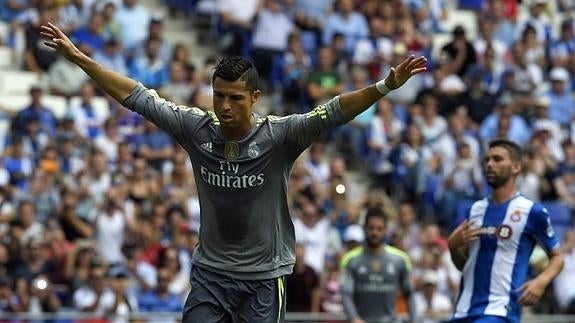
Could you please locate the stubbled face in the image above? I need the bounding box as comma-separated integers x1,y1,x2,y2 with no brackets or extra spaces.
364,216,386,248
484,146,520,188
212,78,259,131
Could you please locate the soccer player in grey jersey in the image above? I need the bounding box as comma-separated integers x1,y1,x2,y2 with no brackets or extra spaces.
340,208,415,323
40,22,426,322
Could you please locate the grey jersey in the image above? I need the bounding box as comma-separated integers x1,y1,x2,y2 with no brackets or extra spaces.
123,84,347,280
340,245,414,323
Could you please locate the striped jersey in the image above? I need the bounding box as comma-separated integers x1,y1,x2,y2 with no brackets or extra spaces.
453,193,560,322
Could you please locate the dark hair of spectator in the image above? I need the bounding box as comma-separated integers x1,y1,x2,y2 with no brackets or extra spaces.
364,207,387,227
488,139,523,162
212,56,259,91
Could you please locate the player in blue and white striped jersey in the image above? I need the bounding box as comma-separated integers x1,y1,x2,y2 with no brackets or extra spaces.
448,139,564,323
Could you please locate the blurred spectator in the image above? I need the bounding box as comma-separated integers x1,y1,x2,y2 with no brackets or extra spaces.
129,37,169,89
286,243,321,312
93,37,129,75
0,276,22,313
459,68,498,128
293,0,332,50
70,82,107,140
215,0,260,56
553,141,575,207
388,202,422,255
137,267,183,312
18,170,60,224
115,0,151,51
136,120,175,172
413,270,452,323
57,188,94,241
73,264,116,315
121,240,157,293
133,16,172,63
367,98,405,190
294,202,341,274
394,17,430,56
550,19,575,69
440,25,476,77
157,246,189,297
24,5,59,72
108,267,139,320
191,56,216,110
473,18,510,73
508,41,543,97
413,93,447,144
352,16,393,81
78,150,111,205
306,46,345,106
15,201,44,244
322,0,368,56
519,24,546,71
70,11,106,55
3,138,34,190
11,86,57,137
100,1,121,41
554,230,575,314
303,141,330,189
251,0,294,89
127,158,161,217
94,117,122,164
90,189,130,266
545,67,575,127
57,136,85,176
48,54,90,97
514,0,552,46
59,0,92,32
63,240,98,292
516,148,548,202
170,43,196,83
479,94,532,146
281,31,312,113
0,0,30,22
159,61,195,105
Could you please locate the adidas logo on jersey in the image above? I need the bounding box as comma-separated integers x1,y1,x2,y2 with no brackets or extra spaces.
201,142,213,153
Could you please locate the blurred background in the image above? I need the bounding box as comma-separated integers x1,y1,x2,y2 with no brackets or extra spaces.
0,0,574,322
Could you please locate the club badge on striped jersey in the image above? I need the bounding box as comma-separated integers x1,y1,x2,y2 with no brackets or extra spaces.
224,142,239,160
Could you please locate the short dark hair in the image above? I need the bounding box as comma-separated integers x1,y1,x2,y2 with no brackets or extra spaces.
212,56,259,91
488,139,523,162
364,208,387,227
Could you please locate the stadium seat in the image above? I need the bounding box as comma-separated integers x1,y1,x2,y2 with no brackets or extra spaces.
0,46,12,69
1,94,68,119
0,71,42,96
69,96,111,121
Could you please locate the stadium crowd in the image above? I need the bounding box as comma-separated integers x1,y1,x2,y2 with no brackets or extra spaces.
0,0,574,321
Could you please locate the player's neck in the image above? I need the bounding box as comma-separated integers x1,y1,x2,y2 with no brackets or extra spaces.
221,115,255,141
366,244,385,253
490,181,517,205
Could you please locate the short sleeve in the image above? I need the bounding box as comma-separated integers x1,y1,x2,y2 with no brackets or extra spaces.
527,204,560,253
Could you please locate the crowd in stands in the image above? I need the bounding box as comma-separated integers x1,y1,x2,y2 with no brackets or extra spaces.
0,0,575,321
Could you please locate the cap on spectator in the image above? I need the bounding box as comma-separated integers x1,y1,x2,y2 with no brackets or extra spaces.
439,75,466,93
549,67,569,83
344,224,365,243
421,270,438,285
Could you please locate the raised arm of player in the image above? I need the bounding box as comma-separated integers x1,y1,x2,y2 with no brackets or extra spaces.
40,22,137,104
338,55,427,120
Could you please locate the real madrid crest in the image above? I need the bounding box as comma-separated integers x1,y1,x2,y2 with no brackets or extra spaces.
371,260,381,272
248,141,260,158
224,142,239,160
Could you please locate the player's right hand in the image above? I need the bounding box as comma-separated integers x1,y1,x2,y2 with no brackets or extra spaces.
40,22,80,62
448,219,482,249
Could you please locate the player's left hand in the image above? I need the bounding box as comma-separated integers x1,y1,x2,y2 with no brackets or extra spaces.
518,278,547,306
384,55,427,90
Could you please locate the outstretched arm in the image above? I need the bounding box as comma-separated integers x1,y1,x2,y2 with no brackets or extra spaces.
40,22,137,104
338,55,427,120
